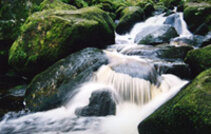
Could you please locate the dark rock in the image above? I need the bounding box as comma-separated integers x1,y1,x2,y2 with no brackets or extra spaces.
135,25,178,45
154,62,191,79
0,95,24,118
25,48,108,111
185,45,211,77
116,6,145,35
75,90,116,116
138,68,211,134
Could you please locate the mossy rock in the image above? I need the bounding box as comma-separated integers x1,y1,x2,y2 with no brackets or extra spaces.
138,68,211,134
25,48,108,111
116,6,145,35
9,6,115,78
184,2,211,35
185,45,211,77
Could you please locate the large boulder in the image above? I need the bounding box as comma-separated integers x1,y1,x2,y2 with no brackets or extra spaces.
75,90,116,116
116,6,145,35
25,48,108,111
138,68,211,134
184,2,211,35
9,6,115,78
135,25,178,45
185,45,211,76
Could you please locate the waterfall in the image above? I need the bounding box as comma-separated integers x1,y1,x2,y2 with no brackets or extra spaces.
0,10,191,134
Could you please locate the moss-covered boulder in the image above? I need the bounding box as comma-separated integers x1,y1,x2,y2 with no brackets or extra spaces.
116,6,145,35
184,2,211,35
138,68,211,134
9,6,115,78
185,45,211,76
25,48,108,111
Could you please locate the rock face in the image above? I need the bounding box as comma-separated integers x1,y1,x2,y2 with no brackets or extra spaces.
185,45,211,76
25,48,108,111
138,68,211,134
135,25,178,45
75,90,116,116
116,6,145,35
8,6,115,78
184,2,211,35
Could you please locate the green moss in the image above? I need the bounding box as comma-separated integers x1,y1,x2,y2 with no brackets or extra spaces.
185,45,211,76
9,7,114,77
139,68,211,134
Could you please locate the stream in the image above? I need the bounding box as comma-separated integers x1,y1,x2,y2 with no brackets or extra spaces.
0,10,193,134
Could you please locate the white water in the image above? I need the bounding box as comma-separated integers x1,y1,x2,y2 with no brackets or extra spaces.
0,10,191,134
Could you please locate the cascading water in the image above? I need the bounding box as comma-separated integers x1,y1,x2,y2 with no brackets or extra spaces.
0,10,191,134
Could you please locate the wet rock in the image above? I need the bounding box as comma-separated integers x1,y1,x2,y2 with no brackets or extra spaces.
138,68,211,134
135,25,178,45
110,60,158,85
121,44,193,62
75,90,116,116
25,48,108,111
154,62,191,79
171,35,205,47
116,6,145,35
8,6,115,78
185,45,211,77
184,2,211,35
